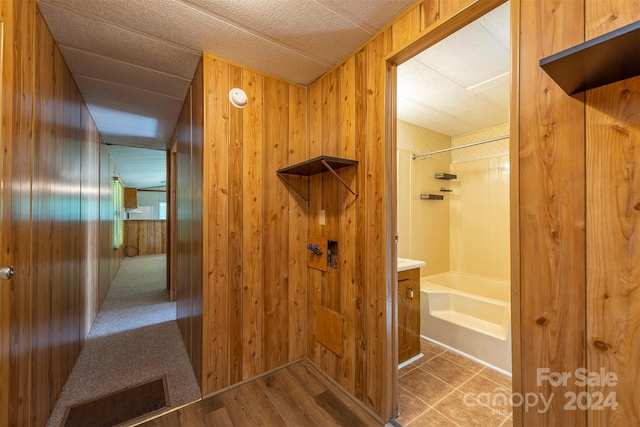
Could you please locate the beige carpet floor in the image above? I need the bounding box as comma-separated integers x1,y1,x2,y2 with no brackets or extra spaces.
47,254,201,427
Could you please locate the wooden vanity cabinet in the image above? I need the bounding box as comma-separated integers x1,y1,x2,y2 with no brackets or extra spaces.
398,268,421,364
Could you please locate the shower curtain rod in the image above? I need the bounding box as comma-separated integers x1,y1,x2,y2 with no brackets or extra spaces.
411,135,509,160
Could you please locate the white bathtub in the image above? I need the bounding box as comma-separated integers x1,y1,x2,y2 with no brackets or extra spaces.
420,272,512,373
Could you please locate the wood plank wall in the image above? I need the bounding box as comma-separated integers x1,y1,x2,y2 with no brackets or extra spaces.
0,3,120,425
306,0,504,418
99,145,124,304
307,36,391,417
0,2,36,425
172,58,205,389
172,0,640,424
200,53,308,394
516,0,640,425
124,220,167,256
517,1,587,425
173,53,308,396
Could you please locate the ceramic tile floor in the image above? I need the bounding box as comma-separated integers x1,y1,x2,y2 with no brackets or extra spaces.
397,339,513,427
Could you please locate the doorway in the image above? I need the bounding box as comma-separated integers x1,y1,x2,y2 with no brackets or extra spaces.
389,2,514,425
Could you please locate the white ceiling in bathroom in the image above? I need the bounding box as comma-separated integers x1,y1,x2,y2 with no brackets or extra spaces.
397,1,510,137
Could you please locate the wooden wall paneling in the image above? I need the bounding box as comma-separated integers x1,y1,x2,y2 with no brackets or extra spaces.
509,0,521,424
175,90,190,354
319,69,340,379
241,69,264,380
585,0,640,38
228,64,244,385
0,8,38,425
585,6,640,426
392,4,421,52
123,220,167,255
80,104,100,336
0,11,9,427
287,84,308,362
439,0,475,21
32,10,55,423
307,80,322,365
586,77,640,426
49,21,66,414
98,145,121,307
138,222,149,255
338,54,358,392
169,144,177,301
124,220,139,254
364,32,391,417
421,0,439,29
3,6,103,424
190,58,204,391
204,56,230,392
519,1,586,425
321,69,341,317
263,77,290,371
353,47,369,403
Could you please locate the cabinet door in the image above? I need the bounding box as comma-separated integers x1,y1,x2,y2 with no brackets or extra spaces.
398,269,420,364
124,187,138,208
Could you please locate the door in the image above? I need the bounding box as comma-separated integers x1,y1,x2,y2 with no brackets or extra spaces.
397,269,421,364
0,8,35,424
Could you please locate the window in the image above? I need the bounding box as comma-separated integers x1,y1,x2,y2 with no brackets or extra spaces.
113,178,123,249
158,201,167,220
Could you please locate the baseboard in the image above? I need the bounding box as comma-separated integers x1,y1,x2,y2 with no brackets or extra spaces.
420,335,512,377
306,359,386,425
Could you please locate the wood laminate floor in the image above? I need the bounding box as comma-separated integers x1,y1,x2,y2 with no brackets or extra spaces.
139,360,383,427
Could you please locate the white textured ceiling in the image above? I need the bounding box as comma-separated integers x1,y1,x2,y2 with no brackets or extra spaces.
37,0,508,188
106,145,166,189
37,0,416,188
398,1,510,137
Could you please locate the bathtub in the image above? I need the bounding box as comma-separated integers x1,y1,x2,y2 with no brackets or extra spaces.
420,272,512,373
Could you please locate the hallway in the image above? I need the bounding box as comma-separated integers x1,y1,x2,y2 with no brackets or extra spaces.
47,255,201,427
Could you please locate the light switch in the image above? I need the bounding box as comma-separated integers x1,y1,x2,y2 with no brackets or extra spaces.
319,210,326,225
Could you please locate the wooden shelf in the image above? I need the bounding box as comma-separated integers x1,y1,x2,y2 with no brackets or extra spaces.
277,155,358,176
540,20,640,95
277,155,358,197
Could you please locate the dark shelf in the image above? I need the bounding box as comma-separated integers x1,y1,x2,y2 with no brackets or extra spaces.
420,194,444,201
540,20,640,95
435,173,457,180
277,155,358,198
277,155,358,176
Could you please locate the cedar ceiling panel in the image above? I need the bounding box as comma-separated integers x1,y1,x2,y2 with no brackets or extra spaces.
60,46,191,99
38,2,200,79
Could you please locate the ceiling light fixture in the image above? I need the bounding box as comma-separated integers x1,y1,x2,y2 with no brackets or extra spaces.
229,88,248,108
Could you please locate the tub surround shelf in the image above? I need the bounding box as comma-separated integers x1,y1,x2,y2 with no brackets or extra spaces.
420,194,444,201
435,173,457,180
277,155,358,197
540,20,640,95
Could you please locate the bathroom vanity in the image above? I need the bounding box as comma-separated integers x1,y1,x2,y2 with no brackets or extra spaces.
397,258,425,364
